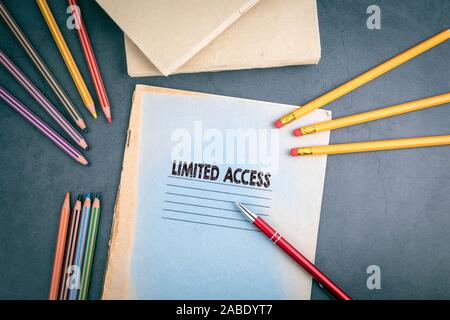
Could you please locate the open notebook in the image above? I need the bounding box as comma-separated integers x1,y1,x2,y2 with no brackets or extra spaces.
103,86,331,299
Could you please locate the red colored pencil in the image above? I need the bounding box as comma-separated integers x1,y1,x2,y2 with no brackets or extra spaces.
68,0,111,123
49,192,71,300
235,203,351,300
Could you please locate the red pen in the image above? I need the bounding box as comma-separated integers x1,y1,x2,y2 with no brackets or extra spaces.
235,203,351,300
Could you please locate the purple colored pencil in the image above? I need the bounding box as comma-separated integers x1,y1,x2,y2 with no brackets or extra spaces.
0,85,88,166
0,49,88,150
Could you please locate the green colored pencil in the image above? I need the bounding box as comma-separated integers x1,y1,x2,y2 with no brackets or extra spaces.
79,193,101,300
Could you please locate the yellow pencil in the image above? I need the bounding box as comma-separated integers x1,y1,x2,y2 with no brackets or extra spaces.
275,29,450,128
36,0,97,119
294,92,450,136
291,135,450,156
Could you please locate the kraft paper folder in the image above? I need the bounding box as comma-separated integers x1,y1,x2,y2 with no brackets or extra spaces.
103,85,332,299
96,0,260,76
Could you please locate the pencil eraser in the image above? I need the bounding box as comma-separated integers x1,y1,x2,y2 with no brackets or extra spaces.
290,148,298,156
293,128,303,137
274,119,283,128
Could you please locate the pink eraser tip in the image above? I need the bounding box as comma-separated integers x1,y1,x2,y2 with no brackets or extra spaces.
274,120,283,128
290,148,298,156
293,128,302,136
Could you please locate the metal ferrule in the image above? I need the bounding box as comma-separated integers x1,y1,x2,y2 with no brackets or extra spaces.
280,112,297,126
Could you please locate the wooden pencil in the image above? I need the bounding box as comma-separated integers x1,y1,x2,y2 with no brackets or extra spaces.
79,193,101,300
49,192,71,300
294,92,450,136
275,29,450,128
0,0,87,131
0,85,89,166
59,194,82,300
291,135,450,156
69,193,92,300
36,0,97,119
68,0,111,123
0,49,88,150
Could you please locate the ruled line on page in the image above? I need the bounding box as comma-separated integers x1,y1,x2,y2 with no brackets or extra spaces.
165,192,271,209
168,175,272,192
163,200,270,216
166,184,271,200
163,208,248,222
161,216,260,232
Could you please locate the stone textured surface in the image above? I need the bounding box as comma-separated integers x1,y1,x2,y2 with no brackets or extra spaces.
0,0,449,299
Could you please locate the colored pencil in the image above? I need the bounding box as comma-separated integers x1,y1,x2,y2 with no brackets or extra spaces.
49,192,71,300
275,29,450,128
68,0,111,123
291,135,450,156
69,193,92,300
36,0,97,119
0,50,88,150
0,0,87,131
294,92,450,136
235,203,351,300
79,193,101,300
0,85,89,166
59,194,82,300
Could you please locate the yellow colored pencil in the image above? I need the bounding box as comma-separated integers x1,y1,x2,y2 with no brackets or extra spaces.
294,92,450,136
275,29,450,128
36,0,97,119
291,135,450,156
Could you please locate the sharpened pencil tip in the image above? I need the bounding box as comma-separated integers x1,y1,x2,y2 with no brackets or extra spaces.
96,192,101,199
85,146,89,151
107,117,112,123
82,127,89,134
77,194,82,201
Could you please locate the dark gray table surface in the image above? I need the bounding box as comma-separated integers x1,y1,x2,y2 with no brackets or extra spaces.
0,0,448,300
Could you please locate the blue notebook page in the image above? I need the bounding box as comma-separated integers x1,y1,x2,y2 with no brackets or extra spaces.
130,92,331,299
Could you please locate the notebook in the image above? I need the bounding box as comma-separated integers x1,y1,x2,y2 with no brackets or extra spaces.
96,0,259,76
124,0,321,77
103,85,331,299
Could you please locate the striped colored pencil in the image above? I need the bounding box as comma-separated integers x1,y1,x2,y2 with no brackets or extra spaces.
68,0,111,123
0,85,89,166
59,194,82,300
79,193,101,300
49,192,71,300
0,0,87,131
0,50,88,150
69,193,92,300
37,0,97,119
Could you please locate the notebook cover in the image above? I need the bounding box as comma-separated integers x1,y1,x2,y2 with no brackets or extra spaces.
96,0,259,75
102,85,331,299
124,0,321,77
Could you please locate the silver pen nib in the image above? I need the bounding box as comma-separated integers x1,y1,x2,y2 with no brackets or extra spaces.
235,202,257,222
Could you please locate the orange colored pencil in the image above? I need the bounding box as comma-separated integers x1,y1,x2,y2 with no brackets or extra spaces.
49,192,71,300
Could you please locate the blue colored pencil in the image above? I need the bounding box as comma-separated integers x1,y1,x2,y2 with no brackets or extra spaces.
69,193,92,300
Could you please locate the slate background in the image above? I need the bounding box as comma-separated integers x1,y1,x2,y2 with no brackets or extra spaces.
0,0,449,299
